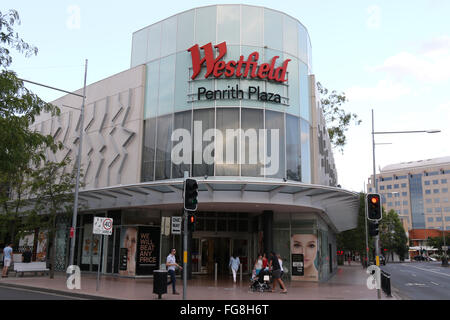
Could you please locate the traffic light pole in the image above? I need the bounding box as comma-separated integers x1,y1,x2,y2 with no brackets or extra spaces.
183,209,187,300
371,109,381,299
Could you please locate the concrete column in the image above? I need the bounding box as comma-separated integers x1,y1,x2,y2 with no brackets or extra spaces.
263,210,273,255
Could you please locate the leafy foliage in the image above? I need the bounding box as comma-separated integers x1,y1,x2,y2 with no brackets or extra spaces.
0,9,61,244
379,209,409,261
317,82,361,153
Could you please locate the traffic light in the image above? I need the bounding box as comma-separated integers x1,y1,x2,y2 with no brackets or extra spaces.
366,193,382,221
188,213,196,232
184,178,198,211
368,221,379,237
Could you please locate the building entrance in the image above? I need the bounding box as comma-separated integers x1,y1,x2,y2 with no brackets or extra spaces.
192,236,250,277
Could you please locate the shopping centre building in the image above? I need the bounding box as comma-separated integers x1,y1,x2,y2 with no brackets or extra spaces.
28,5,359,282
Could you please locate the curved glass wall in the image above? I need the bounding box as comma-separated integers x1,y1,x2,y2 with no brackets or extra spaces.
136,5,313,183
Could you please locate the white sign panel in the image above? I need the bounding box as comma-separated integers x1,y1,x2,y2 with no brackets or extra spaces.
171,217,182,235
93,217,113,235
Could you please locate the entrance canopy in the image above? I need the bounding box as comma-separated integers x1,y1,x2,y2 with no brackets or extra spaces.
77,177,360,233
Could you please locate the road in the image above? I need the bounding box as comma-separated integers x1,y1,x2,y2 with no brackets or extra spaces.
0,285,83,300
381,262,450,300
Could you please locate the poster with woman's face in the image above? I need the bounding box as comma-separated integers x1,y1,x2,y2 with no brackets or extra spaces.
119,227,137,276
291,233,318,281
36,231,48,262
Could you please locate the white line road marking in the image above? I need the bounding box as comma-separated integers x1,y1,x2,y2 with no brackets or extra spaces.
410,265,450,277
430,282,440,286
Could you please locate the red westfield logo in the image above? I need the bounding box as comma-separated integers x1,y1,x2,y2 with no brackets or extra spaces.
188,42,290,83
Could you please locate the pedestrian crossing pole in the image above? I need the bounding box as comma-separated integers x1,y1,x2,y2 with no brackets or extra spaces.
183,171,189,300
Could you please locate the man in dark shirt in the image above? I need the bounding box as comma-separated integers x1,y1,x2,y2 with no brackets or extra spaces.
268,251,287,294
22,247,32,263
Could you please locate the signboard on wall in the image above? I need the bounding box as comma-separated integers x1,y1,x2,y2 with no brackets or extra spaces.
171,217,182,235
291,254,304,276
135,226,160,275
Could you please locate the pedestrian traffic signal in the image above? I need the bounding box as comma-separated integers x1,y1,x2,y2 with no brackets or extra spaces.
188,213,196,232
366,193,382,221
368,221,379,237
184,178,198,211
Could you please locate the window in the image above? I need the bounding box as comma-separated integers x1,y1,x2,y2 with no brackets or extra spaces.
426,208,433,213
388,193,392,198
434,198,440,203
436,217,442,222
387,185,392,190
445,216,450,221
394,184,399,189
442,179,448,184
425,190,431,194
388,202,393,206
394,193,400,198
425,181,430,185
443,188,448,193
395,201,401,206
403,209,409,214
445,208,450,213
380,186,385,190
403,200,408,205
433,180,439,185
402,192,407,196
427,217,434,222
435,207,442,213
433,189,440,194
426,199,432,204
401,183,407,188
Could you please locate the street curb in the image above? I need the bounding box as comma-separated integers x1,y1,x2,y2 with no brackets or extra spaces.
0,282,117,300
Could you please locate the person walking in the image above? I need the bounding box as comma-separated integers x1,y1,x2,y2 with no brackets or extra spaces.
268,251,287,294
166,248,182,295
262,253,268,270
254,254,263,276
2,243,13,278
229,253,240,283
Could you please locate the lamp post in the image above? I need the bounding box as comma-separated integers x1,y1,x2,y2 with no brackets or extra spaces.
371,109,440,298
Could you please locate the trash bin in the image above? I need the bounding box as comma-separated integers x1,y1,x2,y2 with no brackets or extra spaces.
153,270,168,299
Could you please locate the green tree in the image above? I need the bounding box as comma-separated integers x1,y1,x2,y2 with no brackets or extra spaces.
317,82,361,153
0,9,61,243
337,193,374,264
379,209,409,262
26,158,78,278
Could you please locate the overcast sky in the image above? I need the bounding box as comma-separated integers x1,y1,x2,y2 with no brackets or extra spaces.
4,0,450,193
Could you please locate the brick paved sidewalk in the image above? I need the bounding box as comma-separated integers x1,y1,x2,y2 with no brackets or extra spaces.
0,264,397,300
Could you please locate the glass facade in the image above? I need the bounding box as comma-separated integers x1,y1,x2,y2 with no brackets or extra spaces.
136,5,314,183
409,174,425,228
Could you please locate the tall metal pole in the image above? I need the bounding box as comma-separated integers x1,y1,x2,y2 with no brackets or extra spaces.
440,202,448,266
364,183,369,268
371,109,381,299
183,171,189,300
70,59,88,267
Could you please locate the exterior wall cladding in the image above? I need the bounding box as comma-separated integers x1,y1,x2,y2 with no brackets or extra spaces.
32,5,337,189
28,5,349,281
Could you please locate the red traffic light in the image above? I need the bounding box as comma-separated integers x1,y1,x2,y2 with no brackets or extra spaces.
371,197,379,204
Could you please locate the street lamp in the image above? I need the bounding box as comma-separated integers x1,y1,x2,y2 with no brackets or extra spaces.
371,109,440,298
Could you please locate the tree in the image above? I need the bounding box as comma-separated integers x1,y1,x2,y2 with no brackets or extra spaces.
337,193,374,265
317,82,361,153
26,158,79,278
0,9,61,243
379,209,409,262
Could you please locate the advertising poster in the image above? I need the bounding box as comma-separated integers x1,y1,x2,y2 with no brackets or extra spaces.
119,227,137,276
18,233,35,252
81,224,100,265
291,254,304,276
136,226,160,275
36,230,48,262
291,233,319,281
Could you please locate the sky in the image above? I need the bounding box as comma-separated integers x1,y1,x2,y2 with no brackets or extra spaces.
3,0,450,193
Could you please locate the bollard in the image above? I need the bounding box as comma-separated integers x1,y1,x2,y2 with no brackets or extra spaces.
381,270,392,297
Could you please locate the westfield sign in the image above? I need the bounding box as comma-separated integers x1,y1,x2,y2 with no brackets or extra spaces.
188,42,290,83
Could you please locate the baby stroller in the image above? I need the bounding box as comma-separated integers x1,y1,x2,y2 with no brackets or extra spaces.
250,268,271,292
